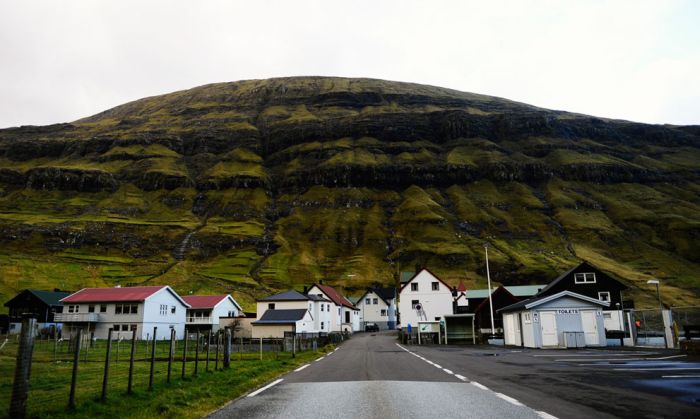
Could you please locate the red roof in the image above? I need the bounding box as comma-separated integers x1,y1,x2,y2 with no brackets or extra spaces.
457,279,467,293
315,284,357,309
62,286,168,303
182,295,228,309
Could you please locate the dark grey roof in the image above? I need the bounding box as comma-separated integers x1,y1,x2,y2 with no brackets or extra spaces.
374,287,396,301
258,290,309,302
307,294,331,302
4,289,71,308
253,309,308,324
535,261,627,297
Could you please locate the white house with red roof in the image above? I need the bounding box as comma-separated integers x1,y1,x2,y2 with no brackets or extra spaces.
307,283,361,333
181,294,242,333
398,269,454,330
57,285,190,340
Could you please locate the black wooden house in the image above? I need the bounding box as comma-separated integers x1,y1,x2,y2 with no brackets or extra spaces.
4,289,71,332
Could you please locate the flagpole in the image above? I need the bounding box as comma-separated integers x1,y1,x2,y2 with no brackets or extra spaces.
485,244,495,337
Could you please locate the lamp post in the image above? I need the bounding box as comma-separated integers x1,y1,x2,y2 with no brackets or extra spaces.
484,244,495,337
647,279,662,310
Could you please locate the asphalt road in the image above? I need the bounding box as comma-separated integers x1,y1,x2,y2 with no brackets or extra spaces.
209,333,551,419
209,332,700,418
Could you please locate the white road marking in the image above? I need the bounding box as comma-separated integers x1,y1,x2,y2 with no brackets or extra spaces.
496,392,524,406
315,356,325,362
662,375,700,378
534,352,656,357
537,410,560,419
434,364,442,369
247,379,283,397
654,354,686,360
294,364,310,372
562,354,687,362
443,368,454,375
471,381,489,391
454,374,468,381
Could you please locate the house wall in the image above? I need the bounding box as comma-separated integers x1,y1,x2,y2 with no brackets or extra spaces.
141,289,188,339
307,285,344,332
357,291,397,329
252,324,293,338
398,270,453,329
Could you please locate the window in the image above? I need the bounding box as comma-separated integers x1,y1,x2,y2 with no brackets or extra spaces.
365,298,371,304
434,317,440,321
68,305,78,313
115,305,122,314
309,303,312,311
100,305,107,313
171,306,176,314
321,322,324,330
130,324,137,332
373,298,378,305
411,283,418,291
268,303,275,310
411,300,420,309
131,304,138,314
431,282,439,291
603,312,612,319
121,324,129,331
380,309,387,316
160,304,168,316
321,304,324,312
523,313,532,324
598,292,610,302
88,305,95,313
574,272,596,284
327,304,330,311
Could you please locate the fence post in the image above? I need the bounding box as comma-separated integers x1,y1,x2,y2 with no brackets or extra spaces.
10,316,36,419
260,337,263,360
194,329,200,377
101,328,113,402
215,332,220,370
53,329,58,363
292,334,296,358
223,328,231,369
127,330,136,394
167,329,175,383
205,331,211,372
148,327,157,391
68,329,82,410
181,328,188,378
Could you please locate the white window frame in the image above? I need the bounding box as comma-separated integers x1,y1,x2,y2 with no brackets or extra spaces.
365,298,371,304
380,309,387,316
598,291,611,302
411,283,418,292
373,298,378,305
574,272,596,284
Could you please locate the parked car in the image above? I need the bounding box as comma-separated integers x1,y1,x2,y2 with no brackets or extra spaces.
365,323,379,332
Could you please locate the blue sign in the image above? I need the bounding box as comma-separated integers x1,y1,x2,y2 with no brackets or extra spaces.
407,323,412,334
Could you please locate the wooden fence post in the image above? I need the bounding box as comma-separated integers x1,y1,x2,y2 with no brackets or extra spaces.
205,331,211,372
167,329,175,383
68,329,82,410
10,316,36,419
181,328,188,378
101,328,113,402
260,337,263,360
148,327,157,391
223,328,231,369
127,330,136,394
215,332,220,370
194,329,200,377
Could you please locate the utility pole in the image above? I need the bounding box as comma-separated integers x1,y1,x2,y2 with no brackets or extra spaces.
485,244,495,337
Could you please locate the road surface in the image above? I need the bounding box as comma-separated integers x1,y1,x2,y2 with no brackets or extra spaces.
209,333,556,419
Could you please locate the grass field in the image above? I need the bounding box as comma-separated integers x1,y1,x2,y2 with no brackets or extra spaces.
0,335,332,418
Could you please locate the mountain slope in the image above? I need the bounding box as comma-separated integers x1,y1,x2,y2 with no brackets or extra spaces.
0,77,698,310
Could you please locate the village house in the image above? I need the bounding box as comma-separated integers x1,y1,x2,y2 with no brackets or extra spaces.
4,289,71,336
306,283,361,333
398,269,454,330
465,284,544,337
181,294,242,333
356,287,397,330
57,285,190,340
252,290,332,338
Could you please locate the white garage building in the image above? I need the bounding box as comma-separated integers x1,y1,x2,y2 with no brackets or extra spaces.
500,291,609,348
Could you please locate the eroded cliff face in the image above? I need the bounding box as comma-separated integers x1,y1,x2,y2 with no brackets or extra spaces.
0,77,698,309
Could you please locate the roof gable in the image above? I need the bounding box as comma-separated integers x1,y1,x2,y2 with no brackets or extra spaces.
310,284,356,309
182,295,238,310
499,290,610,313
473,286,518,314
399,268,452,293
253,309,309,324
537,261,628,296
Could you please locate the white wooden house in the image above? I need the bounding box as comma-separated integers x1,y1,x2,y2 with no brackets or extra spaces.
252,290,331,338
181,294,242,333
398,269,454,330
57,286,190,340
307,284,361,333
356,287,397,330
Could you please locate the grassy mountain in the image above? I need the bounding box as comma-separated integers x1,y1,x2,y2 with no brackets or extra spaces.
0,77,698,311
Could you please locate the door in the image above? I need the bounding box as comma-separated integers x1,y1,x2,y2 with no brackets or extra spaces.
345,310,350,324
581,311,599,345
540,312,558,347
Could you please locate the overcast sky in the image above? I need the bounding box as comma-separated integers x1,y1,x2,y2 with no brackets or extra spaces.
0,0,698,128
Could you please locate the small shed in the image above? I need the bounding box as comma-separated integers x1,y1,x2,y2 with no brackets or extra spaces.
499,291,608,348
444,314,476,344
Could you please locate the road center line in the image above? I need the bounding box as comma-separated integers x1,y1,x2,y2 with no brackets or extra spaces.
662,375,700,378
471,381,489,391
443,368,454,375
247,379,283,397
496,392,524,406
613,367,700,371
294,364,310,372
434,364,443,369
537,410,559,419
454,374,468,381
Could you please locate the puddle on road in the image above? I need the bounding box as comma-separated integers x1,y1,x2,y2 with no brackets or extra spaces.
634,377,700,404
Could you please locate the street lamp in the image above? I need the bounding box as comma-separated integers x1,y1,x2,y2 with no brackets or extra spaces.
647,279,663,310
484,244,495,337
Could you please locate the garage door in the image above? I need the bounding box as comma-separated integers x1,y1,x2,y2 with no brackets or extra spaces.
540,312,558,346
581,311,599,345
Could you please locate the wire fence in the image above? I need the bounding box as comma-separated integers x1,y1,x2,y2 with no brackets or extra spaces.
0,323,331,418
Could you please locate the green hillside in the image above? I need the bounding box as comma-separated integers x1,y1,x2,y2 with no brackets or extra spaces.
0,77,698,311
